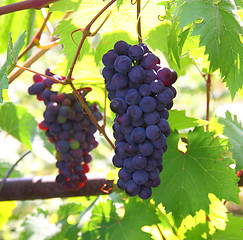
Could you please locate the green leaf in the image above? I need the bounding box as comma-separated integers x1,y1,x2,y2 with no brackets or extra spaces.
54,19,90,72
211,213,243,239
49,0,82,12
82,198,159,239
177,0,243,98
169,109,199,130
0,161,22,178
0,31,26,102
0,103,37,150
153,127,239,227
218,111,243,170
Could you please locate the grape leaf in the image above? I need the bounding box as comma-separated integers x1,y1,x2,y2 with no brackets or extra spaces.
82,198,159,239
49,0,82,12
0,31,26,102
0,161,22,178
177,0,243,98
169,109,199,130
153,127,240,227
210,213,243,239
0,103,37,150
54,19,90,72
218,110,243,170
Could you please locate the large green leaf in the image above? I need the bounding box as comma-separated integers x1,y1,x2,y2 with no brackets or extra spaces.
153,127,239,227
177,0,243,98
218,110,243,171
82,198,159,239
0,103,37,150
49,0,82,12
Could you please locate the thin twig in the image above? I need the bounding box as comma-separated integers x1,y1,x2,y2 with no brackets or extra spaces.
206,74,211,131
155,224,166,240
0,150,31,194
137,0,142,43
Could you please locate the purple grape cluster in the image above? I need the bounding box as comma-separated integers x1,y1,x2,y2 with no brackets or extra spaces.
28,70,103,190
102,41,177,199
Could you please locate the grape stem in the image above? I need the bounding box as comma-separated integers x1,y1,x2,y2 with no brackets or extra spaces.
69,81,115,150
14,64,65,84
137,0,142,43
0,0,59,15
66,0,117,81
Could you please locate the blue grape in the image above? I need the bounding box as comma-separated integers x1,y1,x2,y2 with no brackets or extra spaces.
110,98,127,114
139,84,151,97
114,40,130,55
128,44,144,61
128,65,145,83
57,140,70,153
150,80,164,94
151,133,167,149
144,158,157,171
131,127,146,143
138,186,152,199
144,69,157,84
139,141,154,156
138,43,150,53
59,106,73,119
139,96,156,113
28,82,45,95
49,123,62,136
114,55,133,73
123,157,135,173
133,170,149,185
149,168,160,180
127,105,143,121
116,87,129,98
120,125,133,135
141,53,158,69
125,180,141,196
102,67,117,81
144,111,160,125
117,113,130,126
124,143,139,156
157,67,172,85
114,131,125,141
131,117,144,127
157,118,170,132
102,51,118,68
159,108,169,120
117,179,126,190
118,168,132,181
151,177,161,188
125,89,141,105
112,155,124,168
157,87,174,104
115,142,126,157
146,125,161,140
132,154,147,170
111,73,129,89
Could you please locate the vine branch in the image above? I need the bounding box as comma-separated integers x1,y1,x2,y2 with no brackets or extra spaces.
137,0,142,43
206,74,211,131
0,0,59,15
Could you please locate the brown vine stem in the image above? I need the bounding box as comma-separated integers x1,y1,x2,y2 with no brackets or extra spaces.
137,0,142,44
66,0,117,81
155,224,166,240
69,82,115,150
206,74,211,131
0,0,59,15
15,64,65,84
18,11,53,60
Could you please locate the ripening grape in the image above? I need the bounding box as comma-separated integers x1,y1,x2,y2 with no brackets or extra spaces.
102,40,177,199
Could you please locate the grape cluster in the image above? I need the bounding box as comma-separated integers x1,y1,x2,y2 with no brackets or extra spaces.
102,41,177,199
28,70,102,190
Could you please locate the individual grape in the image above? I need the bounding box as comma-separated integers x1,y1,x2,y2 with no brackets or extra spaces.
47,102,59,114
114,40,130,55
152,149,164,161
138,43,150,53
144,69,157,84
149,168,160,180
62,121,72,131
28,82,46,95
150,80,164,94
138,186,152,199
164,128,171,137
139,141,154,156
115,142,126,157
141,53,158,69
59,105,73,119
125,89,141,105
157,118,170,132
61,152,72,161
120,125,133,135
144,111,160,125
131,127,146,143
124,143,139,156
56,140,70,153
112,155,124,168
151,133,167,149
125,180,141,196
117,113,130,127
139,96,156,113
155,97,167,111
128,65,145,83
118,168,132,181
132,154,147,170
123,157,135,173
117,178,126,190
114,55,132,74
102,51,118,69
157,87,174,104
157,67,172,83
146,125,161,140
114,131,125,141
102,67,117,81
116,88,129,98
110,98,127,115
131,117,144,127
70,139,80,150
139,84,151,97
49,123,62,136
41,89,52,100
144,158,157,171
133,170,149,185
159,108,169,120
128,44,144,61
151,177,161,188
111,73,129,89
127,105,143,121
33,74,44,83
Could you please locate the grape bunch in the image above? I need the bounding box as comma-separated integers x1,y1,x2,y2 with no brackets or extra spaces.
28,70,102,190
102,41,177,199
